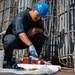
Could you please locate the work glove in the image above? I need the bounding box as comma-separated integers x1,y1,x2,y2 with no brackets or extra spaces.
29,44,38,56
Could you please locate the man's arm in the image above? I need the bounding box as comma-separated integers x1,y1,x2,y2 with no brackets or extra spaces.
27,28,44,37
18,32,38,56
18,28,43,45
18,32,32,46
35,28,43,34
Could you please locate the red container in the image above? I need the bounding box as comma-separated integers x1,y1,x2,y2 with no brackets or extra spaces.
23,57,28,64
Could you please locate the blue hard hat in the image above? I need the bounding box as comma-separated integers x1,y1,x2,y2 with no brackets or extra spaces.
34,1,49,18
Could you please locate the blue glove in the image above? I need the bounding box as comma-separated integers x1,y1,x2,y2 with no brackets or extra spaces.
29,44,38,56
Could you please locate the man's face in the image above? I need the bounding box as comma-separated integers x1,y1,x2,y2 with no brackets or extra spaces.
32,9,41,21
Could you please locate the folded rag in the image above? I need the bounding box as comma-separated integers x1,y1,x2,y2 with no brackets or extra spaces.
3,60,24,70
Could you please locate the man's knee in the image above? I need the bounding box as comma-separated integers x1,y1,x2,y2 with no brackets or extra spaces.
37,33,46,42
3,34,17,49
41,34,46,41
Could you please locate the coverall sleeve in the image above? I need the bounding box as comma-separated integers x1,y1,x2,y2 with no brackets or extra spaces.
15,14,26,35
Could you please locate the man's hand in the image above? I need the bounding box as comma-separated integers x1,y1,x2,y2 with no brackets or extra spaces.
29,44,38,56
27,28,37,37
